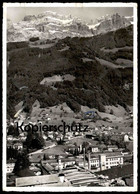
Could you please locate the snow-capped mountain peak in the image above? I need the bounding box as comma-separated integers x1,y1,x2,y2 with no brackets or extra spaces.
7,11,93,42
7,12,132,42
87,13,132,35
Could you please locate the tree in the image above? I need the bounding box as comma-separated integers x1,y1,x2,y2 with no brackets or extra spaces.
26,130,33,149
115,126,118,130
82,142,89,153
102,134,110,145
7,147,18,160
31,134,45,149
98,102,105,112
110,109,114,115
25,132,45,150
23,106,30,113
29,37,39,42
60,106,63,110
7,125,14,135
66,99,81,113
116,140,126,149
13,153,30,175
43,154,49,160
7,125,19,137
96,135,102,144
73,142,79,156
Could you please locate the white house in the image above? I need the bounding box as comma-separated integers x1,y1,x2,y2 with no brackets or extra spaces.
124,134,129,142
13,142,23,150
7,162,15,173
7,135,13,141
90,145,99,153
107,145,118,152
90,152,124,171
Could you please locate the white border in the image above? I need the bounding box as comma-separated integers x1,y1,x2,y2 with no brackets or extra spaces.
3,2,138,192
133,4,138,191
3,2,137,7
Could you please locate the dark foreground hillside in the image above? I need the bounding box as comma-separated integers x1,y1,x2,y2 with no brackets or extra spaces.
7,25,133,118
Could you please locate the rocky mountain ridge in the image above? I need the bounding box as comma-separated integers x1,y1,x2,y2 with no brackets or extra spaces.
7,11,132,42
88,13,132,35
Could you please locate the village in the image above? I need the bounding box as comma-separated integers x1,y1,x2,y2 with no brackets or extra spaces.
6,99,133,187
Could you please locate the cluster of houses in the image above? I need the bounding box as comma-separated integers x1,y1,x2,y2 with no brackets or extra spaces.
22,150,132,184
7,133,26,142
6,126,133,175
26,140,132,177
7,135,24,174
66,143,120,154
41,126,133,144
7,142,23,151
6,107,133,187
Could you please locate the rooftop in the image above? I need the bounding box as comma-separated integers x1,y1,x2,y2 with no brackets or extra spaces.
7,159,16,164
90,151,123,158
41,163,54,172
15,174,60,187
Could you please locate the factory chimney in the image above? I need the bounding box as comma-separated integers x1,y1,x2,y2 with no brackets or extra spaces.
88,153,91,170
83,148,86,168
57,156,62,172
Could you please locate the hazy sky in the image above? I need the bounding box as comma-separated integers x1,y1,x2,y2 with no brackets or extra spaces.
7,6,133,23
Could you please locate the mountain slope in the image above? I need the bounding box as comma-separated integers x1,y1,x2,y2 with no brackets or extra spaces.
7,25,133,118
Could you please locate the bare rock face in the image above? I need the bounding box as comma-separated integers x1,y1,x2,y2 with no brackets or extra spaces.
88,13,131,35
7,19,14,30
6,11,94,42
23,15,37,21
7,19,16,42
7,12,132,42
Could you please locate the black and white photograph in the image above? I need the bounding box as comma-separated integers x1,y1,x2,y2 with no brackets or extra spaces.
2,2,138,191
